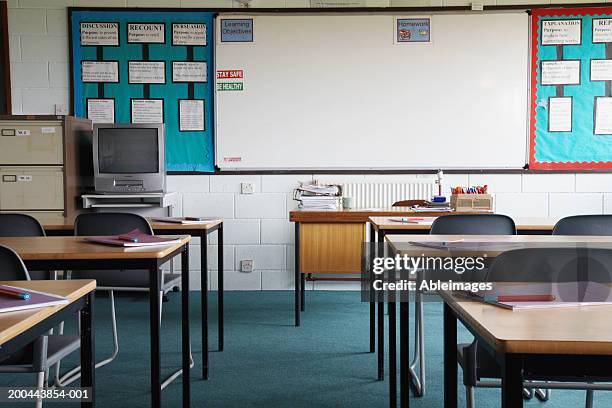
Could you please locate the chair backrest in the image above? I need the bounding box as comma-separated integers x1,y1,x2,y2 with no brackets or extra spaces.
392,199,427,207
0,214,45,237
74,212,153,236
0,245,30,280
553,215,612,236
430,214,516,235
485,247,612,290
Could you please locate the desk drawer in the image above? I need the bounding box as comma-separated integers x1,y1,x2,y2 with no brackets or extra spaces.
300,223,365,273
0,121,63,165
0,167,64,210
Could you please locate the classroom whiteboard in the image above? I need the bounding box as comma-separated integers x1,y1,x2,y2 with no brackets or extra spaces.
215,13,529,170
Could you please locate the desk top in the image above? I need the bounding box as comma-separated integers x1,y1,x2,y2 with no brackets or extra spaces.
40,217,222,232
0,280,95,346
0,236,190,260
440,290,612,355
369,216,558,232
289,208,490,223
387,234,612,257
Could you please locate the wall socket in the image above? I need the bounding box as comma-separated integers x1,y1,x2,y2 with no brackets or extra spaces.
241,182,254,194
240,259,254,272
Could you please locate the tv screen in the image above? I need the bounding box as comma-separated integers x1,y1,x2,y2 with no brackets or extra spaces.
97,127,159,174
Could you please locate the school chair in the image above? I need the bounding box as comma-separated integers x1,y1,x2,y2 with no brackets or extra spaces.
0,245,80,408
0,214,49,280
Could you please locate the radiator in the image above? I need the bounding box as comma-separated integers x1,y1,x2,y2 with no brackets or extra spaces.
339,182,437,209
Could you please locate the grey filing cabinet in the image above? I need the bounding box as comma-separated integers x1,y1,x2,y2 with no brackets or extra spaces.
0,116,93,221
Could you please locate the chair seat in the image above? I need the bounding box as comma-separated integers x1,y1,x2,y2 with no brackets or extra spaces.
457,342,500,382
0,335,80,372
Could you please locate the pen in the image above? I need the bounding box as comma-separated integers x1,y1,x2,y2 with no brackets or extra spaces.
0,287,30,300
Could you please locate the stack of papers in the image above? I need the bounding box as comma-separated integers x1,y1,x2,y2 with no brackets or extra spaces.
152,217,221,225
298,196,341,210
295,182,342,210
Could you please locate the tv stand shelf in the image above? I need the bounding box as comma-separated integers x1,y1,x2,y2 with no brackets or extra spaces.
82,192,179,215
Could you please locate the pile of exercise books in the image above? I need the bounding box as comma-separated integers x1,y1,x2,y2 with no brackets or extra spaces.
411,199,452,212
294,182,342,210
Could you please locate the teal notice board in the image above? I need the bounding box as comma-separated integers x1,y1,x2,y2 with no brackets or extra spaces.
69,9,215,172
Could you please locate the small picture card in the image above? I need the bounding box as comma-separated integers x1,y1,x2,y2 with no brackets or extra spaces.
220,19,254,43
396,18,431,44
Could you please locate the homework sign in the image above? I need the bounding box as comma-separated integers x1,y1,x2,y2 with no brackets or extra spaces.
396,18,431,43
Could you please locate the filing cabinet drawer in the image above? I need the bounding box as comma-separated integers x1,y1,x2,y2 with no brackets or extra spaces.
0,121,63,165
0,167,64,210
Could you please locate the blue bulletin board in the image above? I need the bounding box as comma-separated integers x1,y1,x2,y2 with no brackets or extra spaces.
531,7,612,170
69,9,215,172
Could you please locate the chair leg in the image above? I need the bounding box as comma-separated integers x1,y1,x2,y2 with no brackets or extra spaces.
409,290,425,396
465,385,475,408
35,371,45,408
586,389,594,408
57,290,120,387
535,387,550,401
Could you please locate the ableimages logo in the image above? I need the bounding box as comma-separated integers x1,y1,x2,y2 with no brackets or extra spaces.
372,254,486,275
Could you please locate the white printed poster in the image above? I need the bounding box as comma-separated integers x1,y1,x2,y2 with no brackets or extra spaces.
87,99,115,123
591,59,612,81
595,97,612,135
593,19,612,43
179,99,204,131
541,60,581,85
131,99,164,124
541,20,582,45
173,62,207,82
172,23,207,46
548,97,572,132
80,22,119,46
127,23,165,43
82,61,119,83
128,61,166,84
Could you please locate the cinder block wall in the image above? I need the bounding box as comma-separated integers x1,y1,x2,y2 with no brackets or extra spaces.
5,0,612,290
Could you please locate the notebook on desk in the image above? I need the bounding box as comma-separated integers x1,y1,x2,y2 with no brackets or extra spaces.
152,216,221,225
85,229,182,247
0,285,68,313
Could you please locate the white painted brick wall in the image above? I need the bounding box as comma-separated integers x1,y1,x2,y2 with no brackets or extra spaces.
9,0,612,292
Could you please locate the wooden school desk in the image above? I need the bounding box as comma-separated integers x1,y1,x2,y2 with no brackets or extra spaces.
387,235,612,408
0,236,191,408
41,217,224,380
0,279,96,408
368,216,557,385
440,290,612,408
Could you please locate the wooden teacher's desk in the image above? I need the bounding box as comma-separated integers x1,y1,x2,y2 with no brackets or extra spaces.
0,236,191,408
0,279,96,408
40,217,223,380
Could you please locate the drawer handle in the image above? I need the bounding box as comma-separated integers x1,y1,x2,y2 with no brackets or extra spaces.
2,175,17,182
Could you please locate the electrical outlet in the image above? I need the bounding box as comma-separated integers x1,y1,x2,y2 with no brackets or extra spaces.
55,104,68,115
240,260,254,272
241,182,254,194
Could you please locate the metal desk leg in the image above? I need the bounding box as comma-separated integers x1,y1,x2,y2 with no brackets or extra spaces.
295,222,301,327
378,230,386,380
502,354,524,408
301,274,306,312
149,264,162,408
80,292,95,408
218,224,224,352
201,234,209,380
369,224,375,354
443,303,457,408
389,299,397,408
181,246,191,408
400,302,408,407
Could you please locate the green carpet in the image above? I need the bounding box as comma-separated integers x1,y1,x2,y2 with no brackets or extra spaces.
0,291,609,407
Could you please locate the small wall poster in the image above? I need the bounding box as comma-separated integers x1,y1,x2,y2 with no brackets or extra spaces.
396,18,431,43
131,99,164,124
179,99,205,131
80,22,119,46
540,60,581,85
172,23,206,46
87,98,115,123
128,61,166,84
127,23,165,43
173,62,207,82
595,97,612,135
220,19,253,42
541,20,582,45
82,61,119,83
548,97,572,132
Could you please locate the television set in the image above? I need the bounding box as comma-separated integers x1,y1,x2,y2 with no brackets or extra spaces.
93,123,166,193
